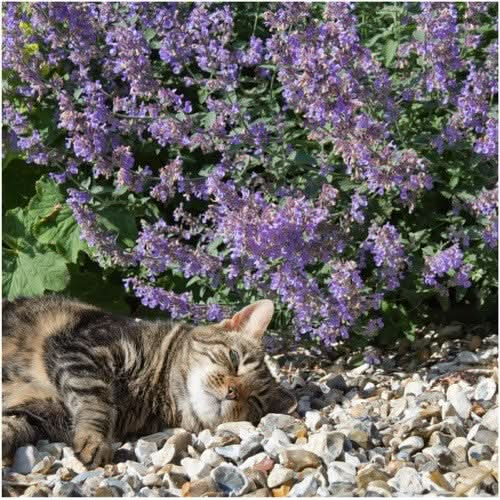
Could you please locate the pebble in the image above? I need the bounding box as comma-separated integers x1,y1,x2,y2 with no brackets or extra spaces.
279,450,321,472
211,463,250,496
481,408,498,432
135,439,158,465
356,464,390,489
267,464,296,488
305,411,328,431
456,351,480,364
215,444,242,461
447,384,472,420
387,466,424,495
52,482,83,496
404,381,424,397
181,457,212,481
327,461,356,485
288,474,318,496
239,434,264,460
150,442,176,468
398,436,425,455
306,431,344,463
217,421,258,440
468,444,493,464
200,448,225,468
263,429,291,458
259,414,298,435
474,377,497,401
12,446,41,474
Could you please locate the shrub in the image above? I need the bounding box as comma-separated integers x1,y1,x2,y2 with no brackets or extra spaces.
2,2,498,348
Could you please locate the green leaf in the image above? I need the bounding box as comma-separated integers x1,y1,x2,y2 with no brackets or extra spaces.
25,176,64,226
143,28,156,41
291,151,317,166
97,207,137,248
201,111,217,129
383,39,399,66
2,209,69,299
413,29,425,42
35,205,88,263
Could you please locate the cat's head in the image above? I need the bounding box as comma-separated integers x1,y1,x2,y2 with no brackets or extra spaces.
186,300,297,430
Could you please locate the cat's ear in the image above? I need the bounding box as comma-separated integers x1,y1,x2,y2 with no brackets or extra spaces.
219,300,274,340
267,386,297,415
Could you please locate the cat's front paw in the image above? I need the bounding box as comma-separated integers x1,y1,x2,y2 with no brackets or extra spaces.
73,430,112,468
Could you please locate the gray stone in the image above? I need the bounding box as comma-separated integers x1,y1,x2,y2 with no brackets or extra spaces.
53,482,83,497
31,455,55,475
142,473,162,487
138,486,160,497
100,478,135,496
422,446,453,466
327,462,356,485
125,460,148,477
239,434,264,460
326,374,348,392
263,429,290,458
215,444,241,461
481,408,498,432
387,466,424,495
404,381,424,397
447,384,471,420
456,351,480,364
196,429,213,449
200,448,225,468
448,437,470,464
362,382,376,397
140,431,174,447
288,474,318,496
428,431,452,447
135,439,158,465
306,431,344,464
259,414,298,435
211,463,250,496
474,378,497,401
239,452,270,471
150,443,176,468
305,411,328,431
267,464,296,488
81,476,105,496
217,421,258,440
12,446,42,474
467,424,497,447
38,442,65,460
23,484,51,497
181,457,212,480
468,444,493,465
71,470,104,484
398,436,425,455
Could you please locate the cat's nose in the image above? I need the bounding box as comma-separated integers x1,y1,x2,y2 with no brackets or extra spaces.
225,385,238,400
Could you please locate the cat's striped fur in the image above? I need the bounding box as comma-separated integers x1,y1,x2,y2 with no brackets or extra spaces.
2,296,296,467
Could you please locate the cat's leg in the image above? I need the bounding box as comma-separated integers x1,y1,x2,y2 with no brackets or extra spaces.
2,399,71,459
60,373,117,467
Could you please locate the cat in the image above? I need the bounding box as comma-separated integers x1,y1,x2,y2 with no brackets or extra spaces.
2,295,296,468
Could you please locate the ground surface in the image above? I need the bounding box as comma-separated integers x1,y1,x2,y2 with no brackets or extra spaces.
2,324,498,497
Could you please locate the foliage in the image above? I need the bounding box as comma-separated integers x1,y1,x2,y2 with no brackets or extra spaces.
2,2,498,349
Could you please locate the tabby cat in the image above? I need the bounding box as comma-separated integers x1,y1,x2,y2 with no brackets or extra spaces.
2,296,296,467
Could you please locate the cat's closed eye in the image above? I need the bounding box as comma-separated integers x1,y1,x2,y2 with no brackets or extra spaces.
229,349,239,370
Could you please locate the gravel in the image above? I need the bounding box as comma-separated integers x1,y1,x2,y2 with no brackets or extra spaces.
2,328,498,497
